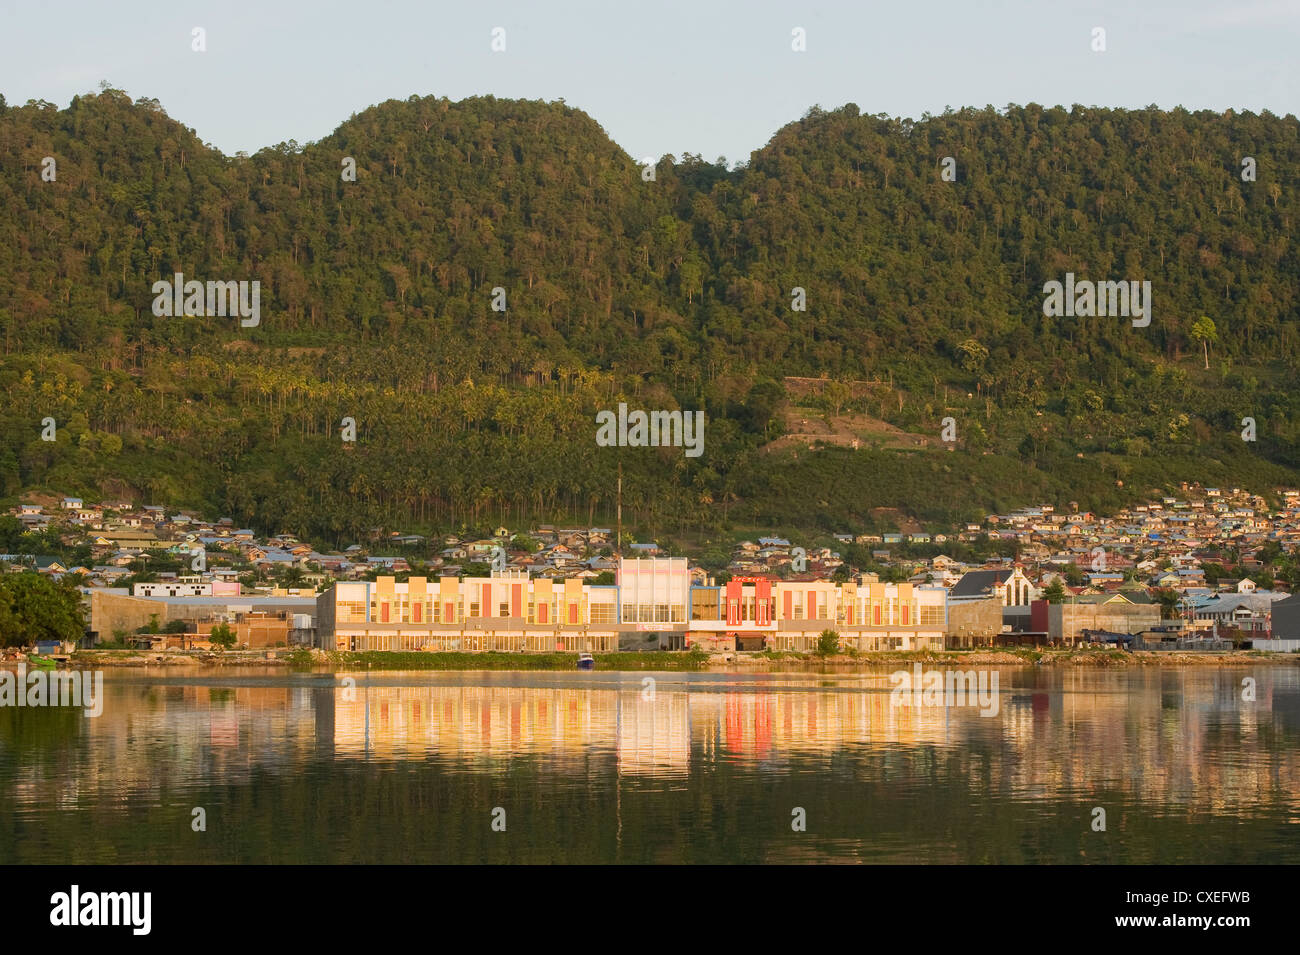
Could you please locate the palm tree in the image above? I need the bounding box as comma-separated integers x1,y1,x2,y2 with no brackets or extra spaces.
1190,316,1217,370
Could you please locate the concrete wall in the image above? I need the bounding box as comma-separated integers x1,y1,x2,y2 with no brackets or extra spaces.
1269,597,1300,640
196,615,289,649
1049,603,1162,643
90,591,168,639
91,591,315,643
1249,638,1300,652
947,598,1003,647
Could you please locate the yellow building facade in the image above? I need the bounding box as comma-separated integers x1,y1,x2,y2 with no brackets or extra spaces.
318,572,620,651
315,561,948,653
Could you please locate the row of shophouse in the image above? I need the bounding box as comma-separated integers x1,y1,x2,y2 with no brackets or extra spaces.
93,556,1300,653
91,555,1300,652
309,559,1178,653
313,558,1300,653
315,558,950,653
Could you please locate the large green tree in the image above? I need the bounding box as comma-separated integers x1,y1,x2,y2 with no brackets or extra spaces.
0,574,85,647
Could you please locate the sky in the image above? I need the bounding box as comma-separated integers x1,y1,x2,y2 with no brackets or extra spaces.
3,0,1300,162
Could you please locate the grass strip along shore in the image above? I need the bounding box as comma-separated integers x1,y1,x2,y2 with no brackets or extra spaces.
58,646,1300,671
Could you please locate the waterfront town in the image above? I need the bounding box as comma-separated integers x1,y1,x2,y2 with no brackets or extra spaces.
6,481,1300,656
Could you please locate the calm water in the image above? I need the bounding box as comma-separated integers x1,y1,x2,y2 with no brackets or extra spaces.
2,665,1298,864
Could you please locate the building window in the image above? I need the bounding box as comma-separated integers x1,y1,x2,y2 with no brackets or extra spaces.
691,591,719,621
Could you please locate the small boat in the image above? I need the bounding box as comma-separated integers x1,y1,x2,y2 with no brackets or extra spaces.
576,652,596,670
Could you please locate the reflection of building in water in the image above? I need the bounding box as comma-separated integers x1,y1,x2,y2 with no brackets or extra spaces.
615,693,690,776
27,671,1296,823
687,684,960,759
28,682,315,799
332,684,621,759
328,682,968,767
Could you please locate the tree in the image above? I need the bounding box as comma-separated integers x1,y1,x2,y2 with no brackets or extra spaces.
1153,587,1181,619
1190,316,1217,370
6,96,1300,543
1042,579,1066,603
274,565,307,589
956,339,989,375
209,623,237,650
815,629,841,656
0,574,85,648
823,380,851,416
511,534,541,553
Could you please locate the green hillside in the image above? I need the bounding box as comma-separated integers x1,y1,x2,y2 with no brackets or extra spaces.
2,88,1299,543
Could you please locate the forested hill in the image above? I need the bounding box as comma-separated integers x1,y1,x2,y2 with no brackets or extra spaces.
2,88,1300,545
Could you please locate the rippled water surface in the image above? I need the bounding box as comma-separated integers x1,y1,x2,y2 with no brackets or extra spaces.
2,666,1298,863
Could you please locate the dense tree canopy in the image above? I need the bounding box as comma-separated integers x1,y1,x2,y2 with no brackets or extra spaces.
2,91,1299,542
0,573,84,646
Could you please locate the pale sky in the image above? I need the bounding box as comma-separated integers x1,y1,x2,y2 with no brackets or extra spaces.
3,0,1299,162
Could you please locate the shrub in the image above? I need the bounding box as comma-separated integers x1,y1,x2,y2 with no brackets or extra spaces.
815,629,841,656
209,623,237,650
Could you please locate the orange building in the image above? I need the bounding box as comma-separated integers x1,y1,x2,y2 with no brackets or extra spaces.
317,572,620,651
687,577,946,652
195,612,291,649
